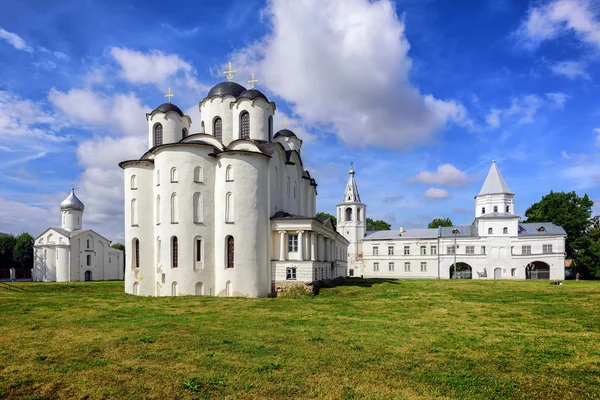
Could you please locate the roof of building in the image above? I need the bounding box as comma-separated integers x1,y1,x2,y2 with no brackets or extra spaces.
518,223,566,236
340,163,362,204
60,188,85,212
274,129,297,139
270,211,312,220
439,225,479,238
153,102,184,117
238,88,269,102
478,160,512,195
364,228,438,240
477,212,519,219
207,81,247,98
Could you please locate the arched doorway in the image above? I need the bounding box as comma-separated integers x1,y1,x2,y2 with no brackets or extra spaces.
84,270,92,281
526,261,550,280
494,268,502,280
450,263,472,279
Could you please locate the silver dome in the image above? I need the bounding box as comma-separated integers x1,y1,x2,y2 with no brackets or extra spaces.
60,188,85,212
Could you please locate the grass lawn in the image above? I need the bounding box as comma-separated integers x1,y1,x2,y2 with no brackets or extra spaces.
1,279,600,399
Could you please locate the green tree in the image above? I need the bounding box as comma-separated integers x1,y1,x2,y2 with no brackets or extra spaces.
13,232,34,272
367,218,391,231
0,234,17,269
112,242,126,261
574,216,600,278
316,212,337,229
428,218,453,228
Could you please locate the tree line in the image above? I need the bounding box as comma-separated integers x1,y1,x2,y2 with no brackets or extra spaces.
0,232,34,274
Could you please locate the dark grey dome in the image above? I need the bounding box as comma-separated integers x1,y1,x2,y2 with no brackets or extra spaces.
274,129,297,138
154,103,184,117
238,89,268,102
207,82,247,98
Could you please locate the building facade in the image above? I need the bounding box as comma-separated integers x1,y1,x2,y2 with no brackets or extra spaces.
339,161,566,280
120,79,348,298
33,188,124,282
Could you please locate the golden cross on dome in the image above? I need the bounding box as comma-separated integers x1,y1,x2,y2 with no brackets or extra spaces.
283,116,287,128
165,88,174,103
223,62,236,81
248,73,258,89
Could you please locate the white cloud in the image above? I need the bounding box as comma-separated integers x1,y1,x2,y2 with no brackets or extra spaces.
485,94,566,128
516,0,600,49
594,128,600,146
561,150,571,159
406,164,469,187
424,187,451,199
230,0,470,149
550,60,589,79
546,92,568,109
0,28,33,53
0,197,50,235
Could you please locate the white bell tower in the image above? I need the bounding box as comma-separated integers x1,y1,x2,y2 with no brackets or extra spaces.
60,187,85,232
337,163,366,276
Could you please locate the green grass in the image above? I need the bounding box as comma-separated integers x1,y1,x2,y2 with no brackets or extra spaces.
1,279,600,399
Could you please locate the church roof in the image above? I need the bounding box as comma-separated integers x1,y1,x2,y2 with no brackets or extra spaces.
478,160,512,195
207,81,247,98
476,212,519,220
60,188,85,212
274,129,297,139
238,88,269,102
153,102,184,117
518,223,566,236
339,164,362,204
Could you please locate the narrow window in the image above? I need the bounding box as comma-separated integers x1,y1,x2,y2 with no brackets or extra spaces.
493,206,498,213
389,262,395,272
373,262,379,271
226,165,233,182
404,246,410,255
201,121,205,132
172,237,178,268
196,238,202,262
482,207,485,214
506,205,510,213
287,177,290,197
345,207,352,221
288,234,299,252
133,281,139,295
213,117,222,141
293,182,296,199
225,192,234,223
240,111,250,139
154,123,163,146
157,237,161,263
182,128,188,138
156,170,160,186
227,236,234,268
87,239,90,249
86,254,91,266
481,246,486,254
404,262,410,272
170,167,178,183
156,195,161,224
420,246,426,255
511,268,516,277
194,167,203,183
171,282,177,296
373,246,379,256
488,227,493,234
431,246,437,255
134,239,140,269
421,262,427,272
268,116,273,141
193,193,203,223
171,193,178,223
388,246,394,255
131,175,137,189
503,227,508,234
131,199,138,226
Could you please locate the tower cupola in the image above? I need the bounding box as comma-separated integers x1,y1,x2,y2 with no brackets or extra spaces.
146,89,192,149
60,187,84,231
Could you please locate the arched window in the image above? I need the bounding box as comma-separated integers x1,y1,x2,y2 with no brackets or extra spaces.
86,254,91,266
268,115,273,141
481,207,485,214
171,281,177,296
226,236,234,269
157,237,161,263
131,175,137,189
293,181,296,199
506,205,510,213
201,121,205,133
195,282,204,295
503,227,508,234
87,239,90,248
156,195,161,224
182,128,188,138
225,165,233,181
133,281,139,295
488,227,493,234
172,236,178,268
171,193,178,223
134,238,140,269
240,111,250,139
154,123,163,146
156,170,160,186
194,167,203,183
345,207,352,221
225,192,234,223
493,206,498,213
287,177,290,197
131,199,138,226
170,167,178,183
357,208,362,221
193,192,203,223
213,117,222,141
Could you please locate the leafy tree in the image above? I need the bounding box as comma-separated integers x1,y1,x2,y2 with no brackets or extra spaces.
367,218,391,231
574,216,600,278
428,218,453,228
524,191,593,262
0,234,17,269
111,243,125,252
316,212,337,229
13,232,34,272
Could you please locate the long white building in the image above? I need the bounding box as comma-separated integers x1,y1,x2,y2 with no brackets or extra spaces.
120,78,348,297
339,161,566,280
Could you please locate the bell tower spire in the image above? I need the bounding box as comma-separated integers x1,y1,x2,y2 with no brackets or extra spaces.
337,163,366,277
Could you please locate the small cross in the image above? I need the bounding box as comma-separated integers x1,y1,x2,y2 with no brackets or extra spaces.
248,73,258,89
165,88,174,103
223,62,236,81
283,116,287,128
350,162,354,169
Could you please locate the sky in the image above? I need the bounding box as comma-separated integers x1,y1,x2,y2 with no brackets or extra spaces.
1,0,599,242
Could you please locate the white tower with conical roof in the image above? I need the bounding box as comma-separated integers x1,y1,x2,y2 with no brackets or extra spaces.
60,187,85,232
337,163,366,276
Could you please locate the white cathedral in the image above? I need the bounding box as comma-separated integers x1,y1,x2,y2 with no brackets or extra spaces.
338,161,567,280
33,188,124,282
120,75,348,297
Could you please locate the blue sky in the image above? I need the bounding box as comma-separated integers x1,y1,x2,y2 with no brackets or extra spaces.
1,0,599,241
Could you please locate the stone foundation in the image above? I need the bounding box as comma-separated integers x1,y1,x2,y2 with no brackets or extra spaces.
272,277,344,297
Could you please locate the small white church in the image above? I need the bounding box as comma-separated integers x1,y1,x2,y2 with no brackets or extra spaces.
120,70,348,297
33,188,124,282
339,161,567,280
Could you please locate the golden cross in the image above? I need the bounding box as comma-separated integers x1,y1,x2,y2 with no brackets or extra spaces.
283,116,287,128
223,62,236,81
165,88,174,103
248,73,258,89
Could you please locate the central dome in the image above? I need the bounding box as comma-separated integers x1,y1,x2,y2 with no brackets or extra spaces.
207,82,247,98
153,103,184,117
238,89,269,102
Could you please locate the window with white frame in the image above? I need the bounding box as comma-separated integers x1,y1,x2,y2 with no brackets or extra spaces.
404,246,410,255
389,262,394,272
431,245,437,255
373,246,379,256
288,234,298,252
420,246,426,255
388,246,394,255
286,267,297,280
481,246,486,254
503,227,508,234
522,245,531,254
447,245,456,255
488,227,493,234
466,246,475,254
404,262,410,272
421,262,427,272
543,244,553,253
373,262,379,271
